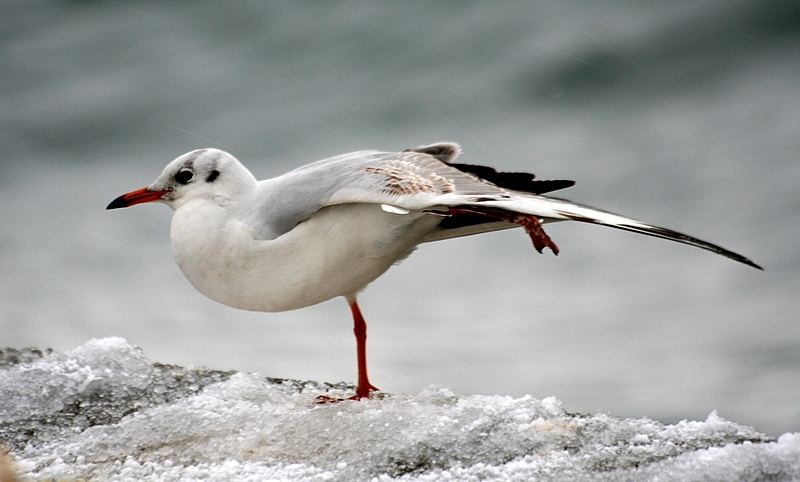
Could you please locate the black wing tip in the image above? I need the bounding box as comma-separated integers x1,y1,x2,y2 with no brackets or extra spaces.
739,257,764,271
617,223,764,271
711,250,763,270
558,212,764,270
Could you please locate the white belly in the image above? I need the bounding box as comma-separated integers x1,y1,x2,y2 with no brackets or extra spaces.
170,203,439,312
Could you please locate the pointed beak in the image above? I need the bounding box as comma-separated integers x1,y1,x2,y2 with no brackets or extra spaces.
106,187,170,210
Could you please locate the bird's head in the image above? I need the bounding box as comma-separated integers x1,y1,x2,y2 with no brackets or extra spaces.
107,148,257,211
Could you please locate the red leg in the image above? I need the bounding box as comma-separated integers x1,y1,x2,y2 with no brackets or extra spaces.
314,299,378,404
349,300,378,399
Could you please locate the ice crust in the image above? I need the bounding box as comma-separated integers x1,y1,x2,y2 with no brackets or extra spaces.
1,338,798,481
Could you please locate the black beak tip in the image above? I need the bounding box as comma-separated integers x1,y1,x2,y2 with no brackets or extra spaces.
106,196,128,210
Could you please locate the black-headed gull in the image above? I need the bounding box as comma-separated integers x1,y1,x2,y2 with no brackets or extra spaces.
107,142,761,400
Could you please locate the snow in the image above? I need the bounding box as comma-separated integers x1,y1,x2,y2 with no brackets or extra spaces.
1,339,798,481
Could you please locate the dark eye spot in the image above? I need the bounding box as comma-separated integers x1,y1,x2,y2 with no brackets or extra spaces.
206,170,220,183
175,169,194,185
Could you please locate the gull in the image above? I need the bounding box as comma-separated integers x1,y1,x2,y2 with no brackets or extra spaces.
107,142,761,400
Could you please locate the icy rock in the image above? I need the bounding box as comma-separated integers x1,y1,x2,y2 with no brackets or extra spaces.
1,338,799,482
0,338,234,452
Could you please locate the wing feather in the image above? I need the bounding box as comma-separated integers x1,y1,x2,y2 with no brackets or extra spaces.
473,195,763,269
243,143,760,270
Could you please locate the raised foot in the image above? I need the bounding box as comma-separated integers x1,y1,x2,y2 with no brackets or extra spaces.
449,206,559,254
509,212,560,255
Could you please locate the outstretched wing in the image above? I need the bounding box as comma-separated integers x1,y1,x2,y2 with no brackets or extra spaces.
246,142,760,269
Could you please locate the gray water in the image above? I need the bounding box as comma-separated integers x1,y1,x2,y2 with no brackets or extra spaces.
1,1,798,436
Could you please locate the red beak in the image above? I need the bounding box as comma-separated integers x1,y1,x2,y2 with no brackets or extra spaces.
107,187,170,210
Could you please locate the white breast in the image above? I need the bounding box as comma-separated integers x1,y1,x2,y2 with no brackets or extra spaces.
169,201,440,312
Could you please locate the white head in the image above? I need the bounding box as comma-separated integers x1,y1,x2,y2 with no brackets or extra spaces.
107,148,257,211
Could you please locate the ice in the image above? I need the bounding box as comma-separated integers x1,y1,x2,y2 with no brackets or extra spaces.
0,338,234,451
1,339,798,481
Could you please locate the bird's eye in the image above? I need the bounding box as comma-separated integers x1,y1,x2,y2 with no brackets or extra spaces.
175,169,194,185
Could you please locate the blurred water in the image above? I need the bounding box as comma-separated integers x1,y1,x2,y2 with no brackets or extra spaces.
1,1,798,436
